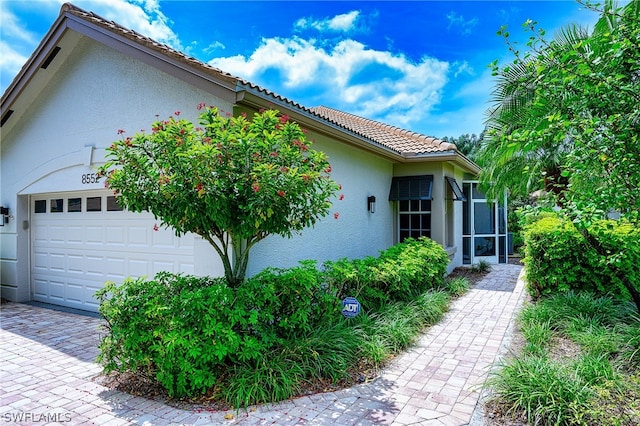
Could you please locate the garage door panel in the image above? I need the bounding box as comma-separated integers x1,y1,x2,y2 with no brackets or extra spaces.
31,190,196,312
33,251,49,270
33,225,48,242
128,258,151,277
67,254,84,273
49,226,67,242
85,226,104,244
128,226,150,246
66,283,84,304
106,257,126,277
152,230,178,248
48,280,66,301
33,278,49,298
67,226,84,243
86,255,107,276
106,226,125,245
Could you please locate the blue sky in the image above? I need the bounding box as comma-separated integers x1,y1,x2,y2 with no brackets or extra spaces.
1,1,604,138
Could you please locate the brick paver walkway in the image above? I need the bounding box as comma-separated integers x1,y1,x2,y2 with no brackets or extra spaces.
0,264,525,425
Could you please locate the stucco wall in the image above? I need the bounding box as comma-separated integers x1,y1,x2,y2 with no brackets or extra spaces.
247,133,395,276
1,36,232,301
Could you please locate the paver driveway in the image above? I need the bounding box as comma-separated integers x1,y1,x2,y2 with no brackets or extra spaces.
0,264,525,425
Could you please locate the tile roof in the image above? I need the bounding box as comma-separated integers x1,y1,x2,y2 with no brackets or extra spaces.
34,4,458,158
310,106,457,154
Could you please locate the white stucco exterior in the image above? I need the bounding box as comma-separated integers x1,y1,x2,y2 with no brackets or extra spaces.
1,5,489,311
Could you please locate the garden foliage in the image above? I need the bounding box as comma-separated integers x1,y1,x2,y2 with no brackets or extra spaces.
96,237,450,402
524,216,640,300
98,107,339,285
487,291,640,425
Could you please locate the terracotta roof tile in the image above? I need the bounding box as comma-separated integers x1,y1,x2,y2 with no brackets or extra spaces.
309,106,457,154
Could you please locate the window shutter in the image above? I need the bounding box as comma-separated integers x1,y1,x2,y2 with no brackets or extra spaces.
389,175,433,200
445,176,467,201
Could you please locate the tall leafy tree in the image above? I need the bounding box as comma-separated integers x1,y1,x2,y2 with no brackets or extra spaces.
479,0,640,311
442,132,484,162
478,22,591,200
99,107,339,286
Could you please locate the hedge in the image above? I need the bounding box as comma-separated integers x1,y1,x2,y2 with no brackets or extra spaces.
524,216,640,299
96,237,449,398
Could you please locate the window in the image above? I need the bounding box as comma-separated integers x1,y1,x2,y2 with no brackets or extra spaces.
35,200,46,213
399,200,431,241
50,199,63,213
445,176,466,201
390,175,433,242
68,198,82,212
87,197,102,212
389,175,433,201
107,196,123,211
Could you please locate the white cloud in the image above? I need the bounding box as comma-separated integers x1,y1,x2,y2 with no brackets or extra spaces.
204,41,226,54
1,0,183,93
0,8,39,45
74,0,183,50
446,11,479,36
452,61,474,78
295,10,361,33
0,40,29,83
209,36,449,130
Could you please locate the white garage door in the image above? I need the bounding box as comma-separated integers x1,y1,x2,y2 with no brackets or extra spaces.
31,190,195,312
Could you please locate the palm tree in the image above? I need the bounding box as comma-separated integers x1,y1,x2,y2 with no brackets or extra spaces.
476,0,624,201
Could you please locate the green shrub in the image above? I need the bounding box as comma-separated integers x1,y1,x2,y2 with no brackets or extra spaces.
487,355,593,424
97,274,250,397
442,277,470,297
241,260,340,337
324,237,448,311
523,216,640,299
97,237,451,402
489,292,640,425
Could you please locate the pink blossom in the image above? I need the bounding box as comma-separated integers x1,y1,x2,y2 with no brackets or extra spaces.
334,212,340,220
153,224,159,232
252,183,260,192
277,190,285,197
174,111,181,116
197,102,206,110
339,194,344,201
117,129,125,135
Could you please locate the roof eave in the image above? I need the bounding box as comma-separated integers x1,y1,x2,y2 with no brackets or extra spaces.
2,3,240,125
404,151,481,175
1,7,69,118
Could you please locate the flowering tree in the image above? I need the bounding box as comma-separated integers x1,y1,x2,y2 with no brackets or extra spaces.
99,107,339,286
